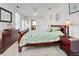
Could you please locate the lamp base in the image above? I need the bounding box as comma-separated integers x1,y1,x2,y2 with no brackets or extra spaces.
66,26,70,37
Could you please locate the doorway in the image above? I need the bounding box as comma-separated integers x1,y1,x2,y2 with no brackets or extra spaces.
31,20,36,30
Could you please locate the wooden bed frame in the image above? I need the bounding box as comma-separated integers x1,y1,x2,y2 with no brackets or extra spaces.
18,25,66,52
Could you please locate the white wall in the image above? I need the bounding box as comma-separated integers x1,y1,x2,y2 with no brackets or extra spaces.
24,16,48,32
0,4,15,31
46,3,79,38
21,17,31,30
69,12,79,38
36,18,48,32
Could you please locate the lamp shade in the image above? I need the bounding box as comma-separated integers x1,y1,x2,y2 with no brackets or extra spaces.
65,20,71,27
65,20,70,37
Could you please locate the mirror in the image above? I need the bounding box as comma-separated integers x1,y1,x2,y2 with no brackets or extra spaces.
0,7,12,22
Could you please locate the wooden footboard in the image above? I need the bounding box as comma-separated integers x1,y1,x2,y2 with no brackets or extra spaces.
18,31,22,52
23,41,60,47
18,29,29,52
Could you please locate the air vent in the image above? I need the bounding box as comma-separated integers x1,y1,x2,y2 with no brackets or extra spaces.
49,8,51,10
16,6,19,8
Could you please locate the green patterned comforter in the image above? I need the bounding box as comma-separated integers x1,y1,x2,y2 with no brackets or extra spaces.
19,30,64,47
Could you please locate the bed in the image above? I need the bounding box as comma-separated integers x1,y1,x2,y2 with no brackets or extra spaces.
18,25,66,52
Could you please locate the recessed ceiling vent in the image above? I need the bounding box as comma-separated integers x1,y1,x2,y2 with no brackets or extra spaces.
16,6,20,8
49,8,51,10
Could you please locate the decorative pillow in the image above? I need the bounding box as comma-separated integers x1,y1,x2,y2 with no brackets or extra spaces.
48,27,61,32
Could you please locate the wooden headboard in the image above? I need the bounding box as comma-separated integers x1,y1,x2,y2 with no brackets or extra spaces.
51,25,66,36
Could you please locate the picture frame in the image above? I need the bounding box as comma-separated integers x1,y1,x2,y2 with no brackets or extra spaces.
0,7,12,23
69,3,79,14
55,13,60,22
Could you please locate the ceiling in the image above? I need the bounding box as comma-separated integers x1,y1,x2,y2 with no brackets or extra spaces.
10,3,61,17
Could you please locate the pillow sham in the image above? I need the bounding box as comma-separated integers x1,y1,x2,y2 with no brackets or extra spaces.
51,27,61,31
48,27,61,32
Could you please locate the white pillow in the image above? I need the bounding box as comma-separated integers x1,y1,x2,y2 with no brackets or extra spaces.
51,27,61,31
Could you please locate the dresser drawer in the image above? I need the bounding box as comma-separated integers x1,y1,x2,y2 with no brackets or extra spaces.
0,30,18,54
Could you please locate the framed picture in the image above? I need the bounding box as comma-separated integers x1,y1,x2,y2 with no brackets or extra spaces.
55,13,60,22
69,3,79,14
0,7,12,23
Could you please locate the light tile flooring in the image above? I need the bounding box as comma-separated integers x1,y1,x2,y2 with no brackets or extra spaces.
0,42,18,56
0,41,67,56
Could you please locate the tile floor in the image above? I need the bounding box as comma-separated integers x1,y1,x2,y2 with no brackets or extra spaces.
0,41,67,56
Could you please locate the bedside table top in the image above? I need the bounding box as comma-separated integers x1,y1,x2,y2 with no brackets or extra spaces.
68,37,79,41
0,32,2,39
70,37,79,53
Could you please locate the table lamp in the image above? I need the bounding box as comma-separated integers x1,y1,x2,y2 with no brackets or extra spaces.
66,20,71,37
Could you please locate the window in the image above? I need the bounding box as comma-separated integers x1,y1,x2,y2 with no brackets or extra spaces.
22,20,25,30
15,12,22,30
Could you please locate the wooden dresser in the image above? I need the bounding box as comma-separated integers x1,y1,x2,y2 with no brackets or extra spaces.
60,36,79,56
0,29,18,54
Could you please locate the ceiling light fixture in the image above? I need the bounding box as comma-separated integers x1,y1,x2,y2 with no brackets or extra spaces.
33,8,38,16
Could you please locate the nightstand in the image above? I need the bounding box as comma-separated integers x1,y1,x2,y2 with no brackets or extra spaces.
60,36,79,56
